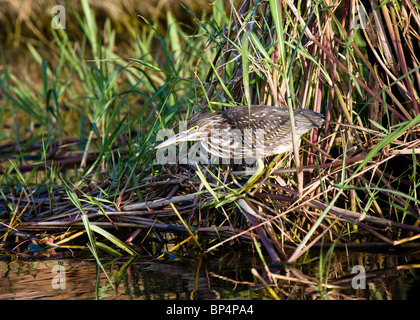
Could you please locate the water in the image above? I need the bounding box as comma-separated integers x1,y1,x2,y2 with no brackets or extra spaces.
1,247,419,300
0,250,261,300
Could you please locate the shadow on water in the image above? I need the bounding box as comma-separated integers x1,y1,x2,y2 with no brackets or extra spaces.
1,246,420,300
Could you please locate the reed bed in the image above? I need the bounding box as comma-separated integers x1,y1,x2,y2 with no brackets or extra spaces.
1,0,420,298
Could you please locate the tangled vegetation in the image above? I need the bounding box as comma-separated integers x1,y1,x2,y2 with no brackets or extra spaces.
1,0,419,299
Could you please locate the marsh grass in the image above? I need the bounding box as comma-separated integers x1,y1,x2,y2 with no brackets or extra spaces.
1,0,420,299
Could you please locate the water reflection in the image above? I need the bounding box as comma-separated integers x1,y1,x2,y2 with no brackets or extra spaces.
0,251,260,300
0,248,419,300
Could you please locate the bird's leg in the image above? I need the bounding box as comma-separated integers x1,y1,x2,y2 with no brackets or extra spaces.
250,154,283,196
227,159,240,189
239,158,265,193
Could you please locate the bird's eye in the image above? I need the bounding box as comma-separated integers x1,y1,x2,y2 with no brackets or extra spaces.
186,125,199,133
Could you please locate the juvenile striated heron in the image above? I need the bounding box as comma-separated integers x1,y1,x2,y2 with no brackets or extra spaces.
155,105,324,191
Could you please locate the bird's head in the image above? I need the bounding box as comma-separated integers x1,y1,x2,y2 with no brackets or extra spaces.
155,112,219,149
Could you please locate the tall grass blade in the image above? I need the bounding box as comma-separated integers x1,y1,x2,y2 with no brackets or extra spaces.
89,224,138,256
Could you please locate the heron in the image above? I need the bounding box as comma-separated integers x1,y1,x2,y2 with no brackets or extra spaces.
155,105,324,192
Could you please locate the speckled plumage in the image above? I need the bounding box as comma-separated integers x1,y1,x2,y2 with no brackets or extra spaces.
180,105,324,160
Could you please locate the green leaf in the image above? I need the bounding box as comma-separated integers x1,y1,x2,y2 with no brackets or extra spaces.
242,32,251,106
89,224,138,256
96,241,122,256
368,119,389,133
195,163,219,201
248,32,271,61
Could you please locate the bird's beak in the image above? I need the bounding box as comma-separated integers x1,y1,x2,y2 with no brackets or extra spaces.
155,128,203,149
155,132,185,149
